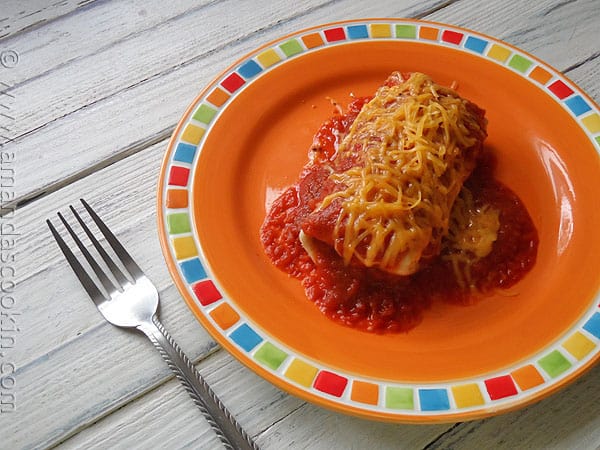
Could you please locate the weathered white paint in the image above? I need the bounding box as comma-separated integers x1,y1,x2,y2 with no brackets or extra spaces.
0,0,97,40
5,0,599,448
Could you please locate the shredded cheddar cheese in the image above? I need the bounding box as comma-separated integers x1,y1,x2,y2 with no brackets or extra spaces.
317,72,487,275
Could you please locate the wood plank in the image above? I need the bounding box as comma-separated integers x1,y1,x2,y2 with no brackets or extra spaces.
59,342,600,449
57,351,306,449
567,54,599,101
7,314,218,449
0,0,212,85
58,371,227,449
0,0,97,40
256,403,451,449
425,363,600,449
57,350,453,450
427,0,599,68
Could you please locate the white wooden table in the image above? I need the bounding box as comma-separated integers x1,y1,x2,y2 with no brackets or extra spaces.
2,1,599,448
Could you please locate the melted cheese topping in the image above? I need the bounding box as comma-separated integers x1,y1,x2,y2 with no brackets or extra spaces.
443,186,500,288
317,72,486,275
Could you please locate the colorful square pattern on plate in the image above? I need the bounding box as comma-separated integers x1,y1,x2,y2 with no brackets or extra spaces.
159,19,600,420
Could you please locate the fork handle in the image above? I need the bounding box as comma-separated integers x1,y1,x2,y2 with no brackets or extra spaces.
138,316,259,450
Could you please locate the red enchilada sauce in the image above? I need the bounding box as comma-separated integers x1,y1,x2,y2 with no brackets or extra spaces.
260,97,538,333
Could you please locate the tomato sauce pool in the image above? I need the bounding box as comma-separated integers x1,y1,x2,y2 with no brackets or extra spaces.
260,98,538,333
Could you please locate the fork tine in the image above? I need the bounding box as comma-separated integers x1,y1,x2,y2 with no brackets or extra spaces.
80,199,143,279
70,205,130,287
47,219,107,305
57,211,117,296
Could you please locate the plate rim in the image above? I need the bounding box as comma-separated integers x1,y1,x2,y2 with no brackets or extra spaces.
156,18,600,423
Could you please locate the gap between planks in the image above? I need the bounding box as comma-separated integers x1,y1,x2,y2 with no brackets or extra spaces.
46,345,225,449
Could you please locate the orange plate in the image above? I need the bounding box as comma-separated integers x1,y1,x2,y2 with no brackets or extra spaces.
157,19,600,422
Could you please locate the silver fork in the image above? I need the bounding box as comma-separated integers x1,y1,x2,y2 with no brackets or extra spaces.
47,199,258,450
